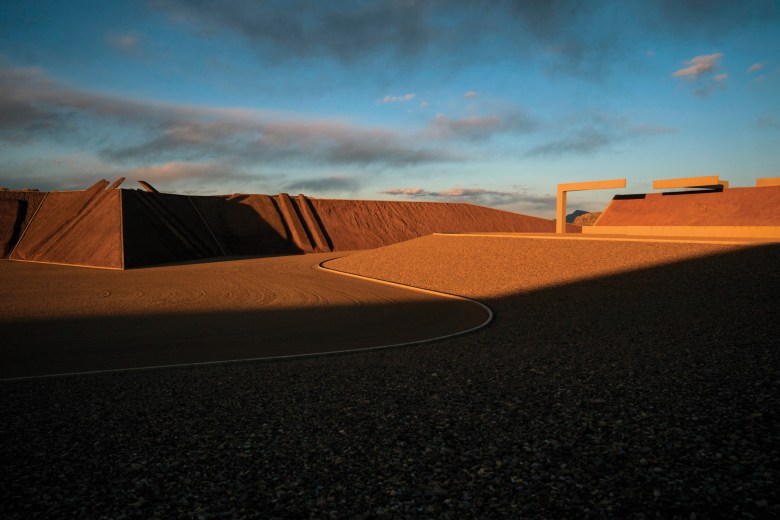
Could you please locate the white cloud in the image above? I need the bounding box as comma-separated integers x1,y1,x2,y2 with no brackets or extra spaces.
381,93,416,103
673,53,722,77
108,32,142,55
463,91,479,98
381,185,555,210
381,187,427,196
748,62,765,73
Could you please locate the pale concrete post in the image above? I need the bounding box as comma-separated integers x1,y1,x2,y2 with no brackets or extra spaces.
556,179,627,233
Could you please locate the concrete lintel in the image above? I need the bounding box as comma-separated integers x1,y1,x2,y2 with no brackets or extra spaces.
556,178,626,234
652,176,723,190
757,177,780,187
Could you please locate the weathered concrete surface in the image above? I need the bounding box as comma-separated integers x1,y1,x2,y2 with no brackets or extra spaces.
310,199,573,251
296,194,331,252
191,194,297,256
596,186,780,226
10,187,123,268
121,190,223,268
277,193,314,253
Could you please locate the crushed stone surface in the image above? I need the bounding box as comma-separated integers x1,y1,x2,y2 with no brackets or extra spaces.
2,236,779,518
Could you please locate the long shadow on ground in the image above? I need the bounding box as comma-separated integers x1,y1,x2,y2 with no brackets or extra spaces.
1,245,778,518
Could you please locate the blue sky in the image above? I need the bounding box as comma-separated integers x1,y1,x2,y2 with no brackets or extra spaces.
1,0,778,217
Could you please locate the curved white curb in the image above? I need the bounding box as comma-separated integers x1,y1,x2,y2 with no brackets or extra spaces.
2,257,493,382
316,258,493,335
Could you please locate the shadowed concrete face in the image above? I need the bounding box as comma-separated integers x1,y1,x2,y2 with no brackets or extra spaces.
2,185,567,269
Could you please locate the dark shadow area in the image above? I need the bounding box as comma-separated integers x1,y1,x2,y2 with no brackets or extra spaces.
661,186,724,195
122,191,224,268
0,298,487,379
612,193,647,200
192,193,302,258
2,244,777,378
0,198,24,257
1,244,778,518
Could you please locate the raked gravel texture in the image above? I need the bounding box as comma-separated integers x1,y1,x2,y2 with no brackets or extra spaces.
2,236,779,519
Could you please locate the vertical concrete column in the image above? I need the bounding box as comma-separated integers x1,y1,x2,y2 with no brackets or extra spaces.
277,192,314,252
296,194,331,252
556,179,626,234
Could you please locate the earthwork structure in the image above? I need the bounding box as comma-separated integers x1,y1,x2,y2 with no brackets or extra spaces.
0,179,572,269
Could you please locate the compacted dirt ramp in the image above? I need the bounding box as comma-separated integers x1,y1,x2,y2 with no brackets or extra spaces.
0,252,490,379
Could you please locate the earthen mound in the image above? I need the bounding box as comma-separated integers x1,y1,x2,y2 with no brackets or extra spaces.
596,186,780,226
572,211,602,226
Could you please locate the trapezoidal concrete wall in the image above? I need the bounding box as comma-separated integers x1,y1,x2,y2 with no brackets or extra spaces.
10,186,123,268
595,186,780,226
309,199,571,251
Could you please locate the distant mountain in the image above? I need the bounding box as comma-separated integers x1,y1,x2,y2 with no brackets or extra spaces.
565,209,590,223
573,211,602,226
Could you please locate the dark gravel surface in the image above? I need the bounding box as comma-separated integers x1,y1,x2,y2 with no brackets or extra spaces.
2,239,779,519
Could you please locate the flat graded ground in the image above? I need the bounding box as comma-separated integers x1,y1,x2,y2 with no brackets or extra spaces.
0,253,487,379
1,235,778,518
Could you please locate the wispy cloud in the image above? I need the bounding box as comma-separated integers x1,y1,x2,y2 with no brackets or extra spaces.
527,113,676,157
425,111,538,141
673,53,722,77
382,187,427,196
756,116,779,130
284,175,360,193
381,93,416,103
673,53,728,96
0,62,455,171
748,62,765,73
463,91,479,98
381,185,556,210
108,32,142,56
149,1,778,81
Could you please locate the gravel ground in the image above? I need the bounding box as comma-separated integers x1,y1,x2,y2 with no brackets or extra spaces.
2,236,779,519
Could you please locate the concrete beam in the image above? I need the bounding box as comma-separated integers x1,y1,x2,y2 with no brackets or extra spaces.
757,177,780,187
556,179,626,234
652,176,723,190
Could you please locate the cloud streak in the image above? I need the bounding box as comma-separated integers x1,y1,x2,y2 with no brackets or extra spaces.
0,62,456,170
673,53,722,77
425,111,538,141
284,176,360,194
149,1,778,79
527,113,676,157
673,53,729,96
381,185,556,210
381,93,416,103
